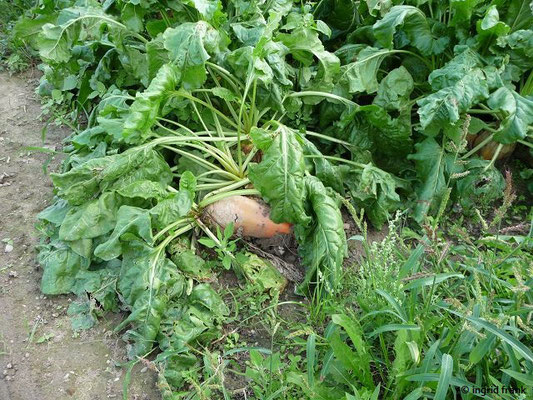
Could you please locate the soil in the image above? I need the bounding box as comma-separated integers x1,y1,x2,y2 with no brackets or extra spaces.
0,72,161,400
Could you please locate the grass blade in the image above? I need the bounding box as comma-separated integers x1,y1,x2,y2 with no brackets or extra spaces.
307,333,316,387
403,273,464,290
501,369,533,385
369,324,420,338
434,354,453,400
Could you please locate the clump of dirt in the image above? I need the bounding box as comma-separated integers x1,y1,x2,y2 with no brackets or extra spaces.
0,71,161,400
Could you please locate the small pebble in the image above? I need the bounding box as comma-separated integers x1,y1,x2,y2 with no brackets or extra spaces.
6,363,13,369
25,353,29,358
5,376,12,381
4,244,13,253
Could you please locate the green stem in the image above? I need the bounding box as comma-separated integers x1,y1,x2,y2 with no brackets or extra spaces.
461,132,495,159
201,178,251,201
169,91,239,129
305,130,352,147
304,154,367,169
206,62,244,90
151,136,238,145
154,217,195,242
517,140,533,150
287,91,356,107
521,69,533,96
467,109,494,115
198,189,260,208
197,182,235,190
242,148,259,172
161,145,225,175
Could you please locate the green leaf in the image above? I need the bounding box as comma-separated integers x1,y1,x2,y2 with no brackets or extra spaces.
501,369,533,386
369,324,420,337
418,70,492,134
150,191,193,228
476,5,510,44
303,138,345,194
307,333,316,387
117,180,168,200
487,87,533,143
249,124,310,225
365,0,393,17
183,0,224,24
496,29,533,75
51,147,172,204
121,3,145,33
190,283,229,318
59,192,120,241
373,6,449,56
296,176,346,294
36,23,73,63
163,22,222,89
235,252,287,294
37,199,71,226
14,14,56,47
428,49,482,91
122,64,181,143
277,15,340,91
94,206,153,261
434,354,453,400
373,66,414,111
469,334,497,365
403,273,464,290
349,163,400,229
465,316,533,363
449,0,483,27
39,242,90,295
407,138,455,222
335,47,395,95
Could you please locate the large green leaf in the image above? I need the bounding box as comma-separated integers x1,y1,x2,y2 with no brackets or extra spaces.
249,124,310,225
150,191,193,228
122,64,181,143
496,29,533,74
373,6,449,56
94,206,153,261
163,21,222,89
407,138,456,222
295,176,346,294
476,5,510,47
335,47,395,95
116,239,186,357
277,13,340,91
39,241,90,295
449,0,483,27
373,66,414,111
51,147,173,204
349,163,400,229
302,138,346,194
487,87,533,143
59,192,121,241
417,70,491,134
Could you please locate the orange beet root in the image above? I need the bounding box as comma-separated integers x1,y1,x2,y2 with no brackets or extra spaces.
203,195,292,238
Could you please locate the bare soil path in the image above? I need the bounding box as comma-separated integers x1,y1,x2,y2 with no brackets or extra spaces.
0,72,161,400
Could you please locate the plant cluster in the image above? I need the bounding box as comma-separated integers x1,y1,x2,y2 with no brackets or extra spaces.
9,0,533,398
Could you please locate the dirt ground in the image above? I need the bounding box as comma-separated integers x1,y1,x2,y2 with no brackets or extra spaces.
0,72,161,400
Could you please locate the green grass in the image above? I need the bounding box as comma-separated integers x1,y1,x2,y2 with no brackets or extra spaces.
0,0,35,73
198,208,533,400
